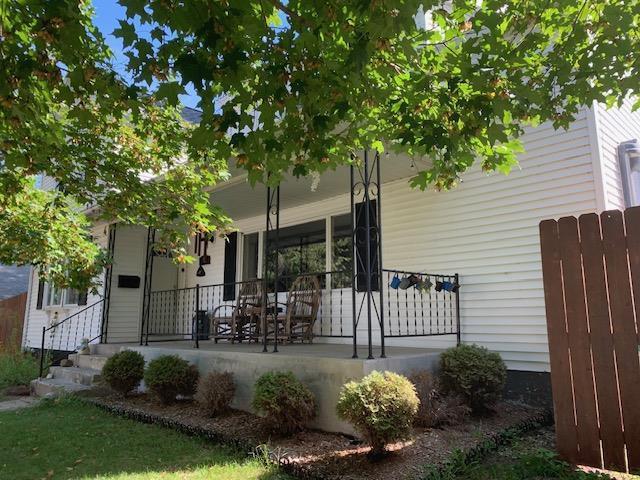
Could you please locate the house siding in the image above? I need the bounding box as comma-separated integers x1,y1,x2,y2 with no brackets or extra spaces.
181,111,596,372
21,222,110,349
592,99,640,210
104,225,148,343
22,110,606,372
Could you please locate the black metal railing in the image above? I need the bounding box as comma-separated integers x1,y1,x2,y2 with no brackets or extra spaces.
381,269,460,341
142,268,460,348
38,299,104,377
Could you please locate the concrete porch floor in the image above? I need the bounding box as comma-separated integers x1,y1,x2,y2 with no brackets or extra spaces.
138,340,440,359
95,341,442,433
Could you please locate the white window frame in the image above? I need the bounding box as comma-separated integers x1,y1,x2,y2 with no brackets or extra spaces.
43,283,80,309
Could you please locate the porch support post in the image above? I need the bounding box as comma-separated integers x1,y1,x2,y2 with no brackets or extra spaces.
350,149,384,360
101,223,117,344
263,181,280,353
350,165,358,358
140,227,156,346
376,154,386,358
194,283,200,349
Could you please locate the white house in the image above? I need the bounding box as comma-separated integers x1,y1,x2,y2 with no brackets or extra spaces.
21,101,640,431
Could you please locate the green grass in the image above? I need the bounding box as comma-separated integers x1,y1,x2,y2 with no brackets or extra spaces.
457,448,612,480
0,396,291,480
443,429,630,480
0,349,40,391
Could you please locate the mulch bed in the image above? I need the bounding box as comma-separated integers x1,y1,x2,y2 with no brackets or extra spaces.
80,388,548,480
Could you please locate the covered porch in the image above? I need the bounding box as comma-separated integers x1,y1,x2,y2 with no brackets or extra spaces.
137,151,461,358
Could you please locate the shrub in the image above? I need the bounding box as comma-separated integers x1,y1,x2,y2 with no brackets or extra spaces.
0,348,39,390
409,370,470,428
336,371,419,456
439,344,507,413
195,371,235,416
181,364,200,397
102,350,145,396
144,355,199,404
252,371,315,436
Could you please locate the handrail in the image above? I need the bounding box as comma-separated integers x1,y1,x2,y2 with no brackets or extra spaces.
381,268,457,278
39,299,105,378
44,299,105,332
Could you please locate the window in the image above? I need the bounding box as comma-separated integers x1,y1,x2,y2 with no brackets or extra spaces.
42,284,85,308
266,220,326,291
242,233,259,280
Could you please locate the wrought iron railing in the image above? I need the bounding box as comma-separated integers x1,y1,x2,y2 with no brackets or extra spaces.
381,269,460,341
38,299,105,377
142,268,460,348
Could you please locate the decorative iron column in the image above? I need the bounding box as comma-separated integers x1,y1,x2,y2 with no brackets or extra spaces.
140,227,156,346
101,223,117,344
350,150,385,359
262,183,281,353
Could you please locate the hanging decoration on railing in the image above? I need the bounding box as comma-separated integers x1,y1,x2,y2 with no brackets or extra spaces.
388,270,459,293
194,232,214,277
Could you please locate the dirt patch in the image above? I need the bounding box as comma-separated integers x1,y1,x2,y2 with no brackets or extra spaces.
82,388,546,480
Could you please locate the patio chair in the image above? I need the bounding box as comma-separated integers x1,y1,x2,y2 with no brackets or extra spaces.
267,274,321,343
211,279,263,343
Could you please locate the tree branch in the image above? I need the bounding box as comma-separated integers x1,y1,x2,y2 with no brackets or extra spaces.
265,0,314,28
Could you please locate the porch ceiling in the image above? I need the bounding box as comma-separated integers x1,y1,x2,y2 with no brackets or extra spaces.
211,152,428,220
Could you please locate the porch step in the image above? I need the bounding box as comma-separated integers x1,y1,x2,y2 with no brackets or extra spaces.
90,343,127,356
48,366,102,386
68,353,110,370
30,378,91,397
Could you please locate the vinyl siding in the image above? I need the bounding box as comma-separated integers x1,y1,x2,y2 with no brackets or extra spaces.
22,112,600,372
104,225,148,343
21,222,110,349
592,99,640,210
181,110,596,372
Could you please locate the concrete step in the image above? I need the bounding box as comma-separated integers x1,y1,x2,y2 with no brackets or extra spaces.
68,353,110,370
49,366,102,386
30,378,91,397
90,344,126,356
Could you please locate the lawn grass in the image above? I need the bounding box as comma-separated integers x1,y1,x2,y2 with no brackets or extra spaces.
448,428,638,480
0,396,291,480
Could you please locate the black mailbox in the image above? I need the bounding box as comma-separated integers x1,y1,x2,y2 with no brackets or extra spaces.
117,275,140,288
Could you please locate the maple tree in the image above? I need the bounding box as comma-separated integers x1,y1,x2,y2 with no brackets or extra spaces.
2,0,639,288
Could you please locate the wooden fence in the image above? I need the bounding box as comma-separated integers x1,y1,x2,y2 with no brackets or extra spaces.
0,292,27,349
540,208,640,472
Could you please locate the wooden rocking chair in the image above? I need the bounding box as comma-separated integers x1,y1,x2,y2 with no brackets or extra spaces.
267,275,321,343
211,279,263,343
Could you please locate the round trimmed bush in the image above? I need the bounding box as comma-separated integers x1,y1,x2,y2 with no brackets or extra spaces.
439,344,507,413
337,371,419,456
195,371,235,416
101,350,144,396
144,355,199,404
252,371,315,436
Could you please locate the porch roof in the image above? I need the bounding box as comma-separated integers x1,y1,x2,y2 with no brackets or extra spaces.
212,152,429,220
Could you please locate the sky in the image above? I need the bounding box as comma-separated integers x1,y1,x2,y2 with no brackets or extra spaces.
92,0,201,109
